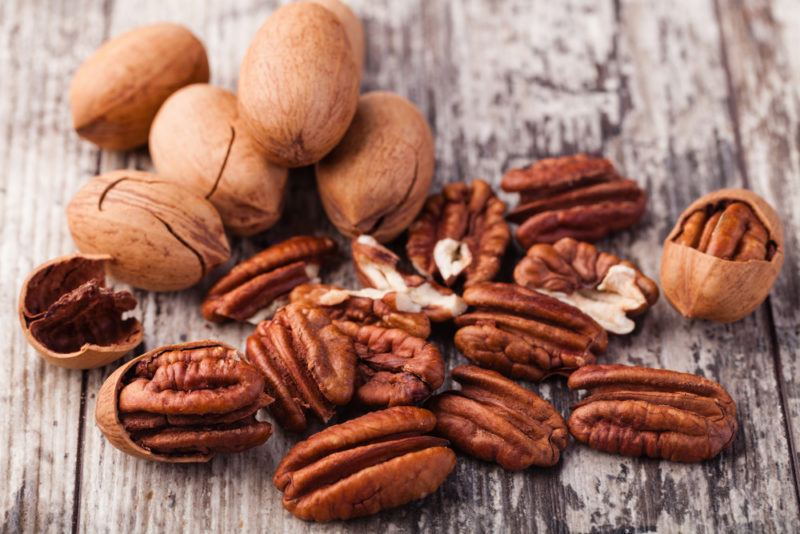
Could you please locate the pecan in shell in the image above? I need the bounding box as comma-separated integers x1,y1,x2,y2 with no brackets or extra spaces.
274,406,456,521
406,179,510,287
454,282,607,381
428,365,568,470
502,154,646,248
567,364,737,462
514,238,659,334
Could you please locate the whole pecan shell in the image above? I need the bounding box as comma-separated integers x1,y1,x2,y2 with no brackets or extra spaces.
95,341,273,462
428,365,568,470
454,282,607,381
202,235,336,323
514,238,659,334
274,406,456,521
567,364,737,462
406,179,510,287
502,154,646,248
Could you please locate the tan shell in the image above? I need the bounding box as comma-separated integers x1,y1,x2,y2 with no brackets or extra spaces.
237,3,360,167
67,170,230,291
660,188,784,322
18,254,142,369
316,92,435,243
150,84,288,236
307,0,365,73
69,23,209,150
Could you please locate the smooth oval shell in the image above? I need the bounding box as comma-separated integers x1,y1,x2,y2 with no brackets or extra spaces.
308,0,365,73
67,170,230,291
150,84,288,236
316,92,435,243
238,3,360,167
70,23,210,150
660,188,784,322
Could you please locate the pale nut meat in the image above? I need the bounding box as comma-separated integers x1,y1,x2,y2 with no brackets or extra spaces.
661,188,784,322
514,238,659,334
70,23,209,150
407,179,511,287
274,406,456,521
67,170,230,292
428,365,568,470
317,92,435,243
18,254,142,369
238,2,359,167
150,84,288,236
95,341,273,462
202,236,337,323
351,235,467,322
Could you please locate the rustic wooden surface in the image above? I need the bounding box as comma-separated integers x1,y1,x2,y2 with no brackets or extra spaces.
1,0,799,532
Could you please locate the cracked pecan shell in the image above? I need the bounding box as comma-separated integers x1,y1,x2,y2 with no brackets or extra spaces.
246,303,356,432
567,364,737,462
95,341,273,462
18,254,142,369
407,179,510,287
202,235,336,323
502,154,646,248
454,282,607,381
514,238,658,334
428,365,568,470
274,406,456,521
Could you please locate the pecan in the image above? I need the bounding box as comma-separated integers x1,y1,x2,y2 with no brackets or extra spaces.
351,235,466,322
246,303,356,432
96,341,273,462
567,364,737,462
406,179,510,287
289,283,431,339
514,238,659,334
502,154,646,248
454,282,607,381
428,365,568,470
202,235,336,323
274,406,456,521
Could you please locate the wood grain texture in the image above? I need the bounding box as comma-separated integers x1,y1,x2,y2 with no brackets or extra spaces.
1,0,799,533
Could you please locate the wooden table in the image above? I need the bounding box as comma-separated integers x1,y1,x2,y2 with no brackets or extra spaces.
2,0,799,532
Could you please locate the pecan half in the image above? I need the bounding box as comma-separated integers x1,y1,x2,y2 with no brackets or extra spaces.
502,154,646,248
246,303,356,432
289,283,431,339
96,341,273,462
514,238,659,334
428,365,568,470
454,282,607,381
351,235,466,322
202,235,336,323
406,179,510,287
274,406,456,521
567,364,737,462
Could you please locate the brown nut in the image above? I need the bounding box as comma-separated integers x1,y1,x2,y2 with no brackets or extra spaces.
351,235,466,322
18,254,142,369
317,92,435,243
202,236,336,323
428,365,568,470
502,154,647,248
274,406,456,521
246,304,356,433
567,364,737,462
289,283,431,339
95,341,273,462
660,188,784,322
238,2,359,167
67,170,230,292
514,237,659,334
407,179,511,287
70,23,209,150
306,0,365,73
454,282,607,381
150,84,288,236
